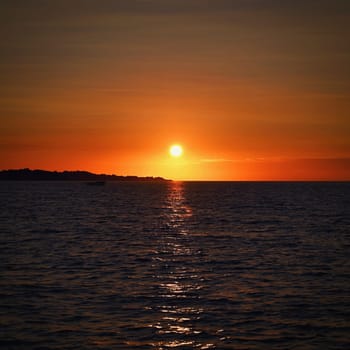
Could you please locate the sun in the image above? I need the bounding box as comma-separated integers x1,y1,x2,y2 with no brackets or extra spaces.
169,144,183,157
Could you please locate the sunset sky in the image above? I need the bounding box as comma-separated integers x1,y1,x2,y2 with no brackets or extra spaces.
1,0,349,180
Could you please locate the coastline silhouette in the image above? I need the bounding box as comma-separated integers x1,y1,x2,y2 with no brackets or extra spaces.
0,168,168,182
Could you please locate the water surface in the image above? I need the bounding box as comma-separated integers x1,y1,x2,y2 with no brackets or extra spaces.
1,181,349,349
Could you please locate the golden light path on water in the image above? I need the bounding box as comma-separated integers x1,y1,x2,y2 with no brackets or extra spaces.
150,181,214,349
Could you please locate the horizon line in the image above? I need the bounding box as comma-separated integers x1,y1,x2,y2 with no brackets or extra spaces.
0,168,349,182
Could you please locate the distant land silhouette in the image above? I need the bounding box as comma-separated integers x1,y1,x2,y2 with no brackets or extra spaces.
0,168,169,182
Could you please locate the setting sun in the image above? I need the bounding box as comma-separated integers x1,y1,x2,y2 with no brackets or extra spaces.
169,144,183,158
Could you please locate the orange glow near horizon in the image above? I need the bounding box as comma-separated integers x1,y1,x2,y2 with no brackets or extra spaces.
1,85,350,180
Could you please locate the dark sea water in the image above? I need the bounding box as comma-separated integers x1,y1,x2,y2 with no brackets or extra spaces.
0,181,349,349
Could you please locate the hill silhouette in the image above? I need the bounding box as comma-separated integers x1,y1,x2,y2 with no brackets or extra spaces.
0,168,168,182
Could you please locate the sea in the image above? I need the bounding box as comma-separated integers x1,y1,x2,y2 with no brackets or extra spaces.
0,181,349,349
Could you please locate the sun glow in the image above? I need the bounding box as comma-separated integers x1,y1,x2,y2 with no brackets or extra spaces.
169,144,183,158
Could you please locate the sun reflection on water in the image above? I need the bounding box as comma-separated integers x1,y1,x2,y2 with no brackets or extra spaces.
148,181,213,349
165,181,192,234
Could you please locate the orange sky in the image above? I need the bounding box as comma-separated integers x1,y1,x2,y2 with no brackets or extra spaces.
1,0,349,180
